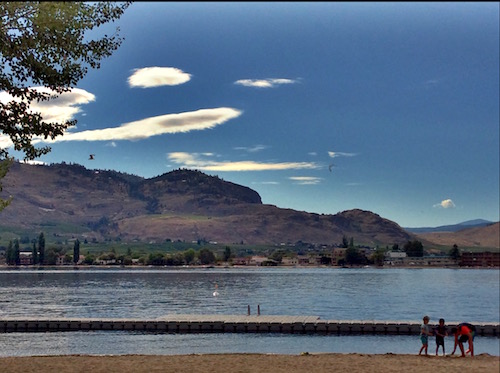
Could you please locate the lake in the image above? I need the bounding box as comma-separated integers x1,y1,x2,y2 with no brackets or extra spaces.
0,267,498,356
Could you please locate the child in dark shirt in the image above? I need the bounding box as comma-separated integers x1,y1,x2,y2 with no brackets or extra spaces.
434,318,448,356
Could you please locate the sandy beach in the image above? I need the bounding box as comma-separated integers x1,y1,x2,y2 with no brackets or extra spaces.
1,353,499,373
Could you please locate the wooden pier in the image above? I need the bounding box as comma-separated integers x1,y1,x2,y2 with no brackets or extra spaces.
0,315,498,336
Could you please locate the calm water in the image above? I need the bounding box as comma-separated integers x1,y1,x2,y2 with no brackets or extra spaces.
0,267,498,356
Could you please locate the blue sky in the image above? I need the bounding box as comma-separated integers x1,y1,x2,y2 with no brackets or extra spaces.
2,2,499,228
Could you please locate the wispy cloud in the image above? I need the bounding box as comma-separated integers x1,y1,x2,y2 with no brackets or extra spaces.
433,199,456,209
0,87,95,124
423,78,441,87
253,181,280,185
289,176,323,185
234,145,269,153
234,78,297,88
128,67,192,88
34,108,242,143
167,152,320,172
328,151,357,158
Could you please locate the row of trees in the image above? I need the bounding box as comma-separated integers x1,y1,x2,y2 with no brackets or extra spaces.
78,246,225,266
5,232,80,266
3,234,227,267
337,237,460,266
3,229,462,267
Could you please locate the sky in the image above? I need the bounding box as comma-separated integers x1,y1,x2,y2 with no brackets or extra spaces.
1,2,499,228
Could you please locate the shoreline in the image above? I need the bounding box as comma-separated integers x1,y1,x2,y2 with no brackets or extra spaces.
1,353,499,373
1,264,497,270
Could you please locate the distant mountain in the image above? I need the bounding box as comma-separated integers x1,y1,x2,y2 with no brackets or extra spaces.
405,219,493,233
415,222,500,249
0,162,414,247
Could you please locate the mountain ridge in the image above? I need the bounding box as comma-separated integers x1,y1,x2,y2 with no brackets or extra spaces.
0,162,497,249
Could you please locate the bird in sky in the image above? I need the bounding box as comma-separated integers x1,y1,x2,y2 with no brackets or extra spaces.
328,163,336,172
89,154,95,160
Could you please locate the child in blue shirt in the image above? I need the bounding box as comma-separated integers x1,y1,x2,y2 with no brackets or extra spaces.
419,315,432,356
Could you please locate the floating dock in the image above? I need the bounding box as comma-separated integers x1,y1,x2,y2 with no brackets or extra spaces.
0,315,498,336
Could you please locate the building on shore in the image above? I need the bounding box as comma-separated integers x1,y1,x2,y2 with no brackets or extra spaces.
460,251,500,267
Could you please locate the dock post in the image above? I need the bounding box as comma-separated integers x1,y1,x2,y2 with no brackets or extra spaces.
247,305,251,315
257,304,260,316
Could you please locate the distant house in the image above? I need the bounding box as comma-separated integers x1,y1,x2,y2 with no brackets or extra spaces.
19,251,33,265
281,257,299,266
232,257,250,266
384,251,406,266
95,258,117,265
332,248,347,265
248,256,268,266
386,251,407,258
297,255,311,266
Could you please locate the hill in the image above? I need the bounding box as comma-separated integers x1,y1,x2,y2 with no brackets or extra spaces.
415,222,500,250
0,162,417,247
405,219,493,233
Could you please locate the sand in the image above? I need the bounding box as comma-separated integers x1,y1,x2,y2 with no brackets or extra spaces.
1,353,499,373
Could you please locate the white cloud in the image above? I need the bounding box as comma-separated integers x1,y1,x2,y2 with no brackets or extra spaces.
234,78,297,88
433,199,456,209
128,67,191,88
234,144,268,153
328,151,357,158
21,159,46,165
0,135,12,149
167,152,319,172
1,87,96,149
289,176,322,185
0,87,95,124
35,107,242,143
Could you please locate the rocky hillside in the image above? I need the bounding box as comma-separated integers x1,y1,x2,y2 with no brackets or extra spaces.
1,161,417,246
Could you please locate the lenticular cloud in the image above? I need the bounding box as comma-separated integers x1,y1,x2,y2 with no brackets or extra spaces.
128,67,192,88
40,107,242,143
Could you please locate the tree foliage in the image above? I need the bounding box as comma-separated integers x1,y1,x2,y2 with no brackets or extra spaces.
0,158,12,210
0,2,130,210
341,235,349,248
403,240,424,257
449,244,460,260
38,231,45,264
5,239,19,265
31,240,38,264
73,238,80,264
183,248,195,264
371,247,386,266
223,246,232,262
345,247,363,265
198,248,216,265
